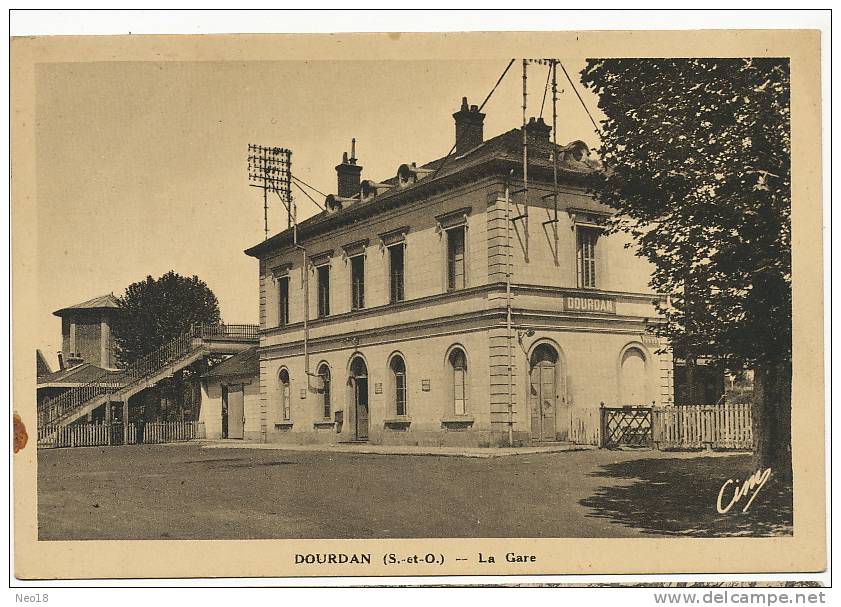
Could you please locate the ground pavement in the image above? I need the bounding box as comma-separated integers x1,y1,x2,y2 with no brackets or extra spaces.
37,443,792,540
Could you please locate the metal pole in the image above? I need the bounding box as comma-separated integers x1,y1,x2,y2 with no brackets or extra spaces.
263,174,269,240
303,248,309,379
552,60,559,227
522,60,528,190
122,399,128,445
505,177,514,448
105,398,111,445
293,192,313,389
521,59,529,258
287,151,293,229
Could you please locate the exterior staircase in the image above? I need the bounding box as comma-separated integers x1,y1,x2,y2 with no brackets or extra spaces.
37,324,258,432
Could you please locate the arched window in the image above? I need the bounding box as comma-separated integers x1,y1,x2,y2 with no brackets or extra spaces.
390,355,407,416
317,363,331,419
449,348,468,415
620,347,648,405
278,368,291,421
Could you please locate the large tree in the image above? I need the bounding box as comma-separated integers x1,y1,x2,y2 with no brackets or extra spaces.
114,270,221,366
114,271,221,420
580,58,791,474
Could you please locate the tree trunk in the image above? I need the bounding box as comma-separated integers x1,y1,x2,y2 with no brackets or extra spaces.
686,360,696,404
752,358,792,479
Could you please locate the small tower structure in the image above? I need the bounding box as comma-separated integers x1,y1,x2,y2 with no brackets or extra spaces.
53,294,120,370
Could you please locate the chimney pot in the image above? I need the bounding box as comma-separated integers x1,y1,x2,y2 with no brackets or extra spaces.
335,141,363,198
453,96,486,156
524,115,552,143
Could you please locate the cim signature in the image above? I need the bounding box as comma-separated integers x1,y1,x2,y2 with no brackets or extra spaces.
716,467,772,514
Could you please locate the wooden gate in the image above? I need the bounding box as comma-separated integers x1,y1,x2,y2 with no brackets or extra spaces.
599,405,653,448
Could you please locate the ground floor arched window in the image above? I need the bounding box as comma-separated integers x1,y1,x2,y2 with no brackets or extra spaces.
317,363,331,419
448,348,468,415
278,368,291,421
620,347,648,405
390,355,407,416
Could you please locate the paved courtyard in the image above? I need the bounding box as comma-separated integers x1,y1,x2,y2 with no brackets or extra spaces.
37,444,792,540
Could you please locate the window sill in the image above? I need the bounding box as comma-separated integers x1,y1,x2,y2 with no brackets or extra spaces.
274,421,293,429
383,417,412,430
313,420,336,429
441,416,475,430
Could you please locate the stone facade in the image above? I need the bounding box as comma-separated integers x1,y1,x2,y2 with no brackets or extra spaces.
245,107,670,447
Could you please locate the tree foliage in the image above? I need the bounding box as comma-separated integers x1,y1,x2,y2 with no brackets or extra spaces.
114,270,221,367
580,58,791,369
581,59,792,473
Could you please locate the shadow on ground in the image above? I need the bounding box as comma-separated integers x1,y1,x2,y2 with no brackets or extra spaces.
579,453,793,537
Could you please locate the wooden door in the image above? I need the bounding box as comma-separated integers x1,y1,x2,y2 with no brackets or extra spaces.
227,386,245,439
530,362,557,440
539,362,557,440
355,377,369,440
529,344,565,441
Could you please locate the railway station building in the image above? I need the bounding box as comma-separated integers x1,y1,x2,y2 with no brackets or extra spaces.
244,97,673,447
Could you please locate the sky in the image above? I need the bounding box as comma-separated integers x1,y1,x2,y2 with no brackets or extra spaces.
35,58,602,367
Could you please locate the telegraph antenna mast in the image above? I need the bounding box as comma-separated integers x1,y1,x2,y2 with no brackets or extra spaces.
247,144,293,239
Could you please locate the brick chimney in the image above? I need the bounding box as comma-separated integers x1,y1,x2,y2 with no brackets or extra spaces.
335,139,362,198
524,116,551,146
452,97,485,156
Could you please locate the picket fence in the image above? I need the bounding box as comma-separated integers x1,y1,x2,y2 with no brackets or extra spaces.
567,403,753,450
652,403,753,450
37,421,206,449
568,407,601,446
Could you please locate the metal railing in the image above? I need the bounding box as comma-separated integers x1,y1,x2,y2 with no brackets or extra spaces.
199,323,259,340
38,323,258,427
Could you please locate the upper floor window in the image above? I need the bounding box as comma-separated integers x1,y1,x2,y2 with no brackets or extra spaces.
449,348,468,415
316,264,330,317
576,227,599,288
278,275,290,326
350,255,365,310
389,244,405,304
317,363,331,419
446,226,466,291
390,355,408,416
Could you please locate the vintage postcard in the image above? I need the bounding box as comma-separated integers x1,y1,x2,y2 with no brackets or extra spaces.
11,25,825,582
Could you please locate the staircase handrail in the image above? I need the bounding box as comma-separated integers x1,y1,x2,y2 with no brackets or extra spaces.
38,324,201,426
38,322,258,426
